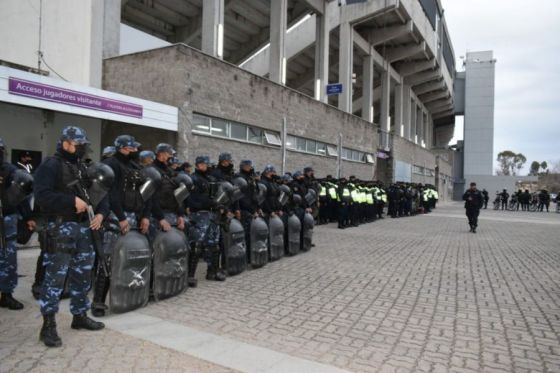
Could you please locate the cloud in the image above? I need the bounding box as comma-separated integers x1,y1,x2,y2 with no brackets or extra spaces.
444,0,560,174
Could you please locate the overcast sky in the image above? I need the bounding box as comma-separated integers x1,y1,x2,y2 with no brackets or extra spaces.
443,0,560,173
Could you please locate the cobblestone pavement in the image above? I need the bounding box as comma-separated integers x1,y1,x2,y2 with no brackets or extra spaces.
1,202,559,373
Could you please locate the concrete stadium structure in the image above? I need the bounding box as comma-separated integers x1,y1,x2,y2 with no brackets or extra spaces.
0,0,496,201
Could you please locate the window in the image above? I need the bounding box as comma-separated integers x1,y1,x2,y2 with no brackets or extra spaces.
264,131,282,146
413,165,424,175
352,150,362,162
230,122,247,140
306,140,316,153
296,137,306,151
316,142,327,155
286,135,296,149
327,145,338,157
193,114,211,133
211,118,228,137
366,154,375,163
248,127,263,144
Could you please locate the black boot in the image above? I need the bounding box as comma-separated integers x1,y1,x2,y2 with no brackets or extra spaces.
187,252,199,288
206,248,226,281
32,250,45,300
71,313,105,331
40,314,62,347
0,292,24,310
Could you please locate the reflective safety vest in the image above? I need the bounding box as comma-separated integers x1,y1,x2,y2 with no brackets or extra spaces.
319,185,327,197
342,187,351,201
351,189,360,203
433,191,439,200
366,192,374,204
422,190,429,201
328,186,338,200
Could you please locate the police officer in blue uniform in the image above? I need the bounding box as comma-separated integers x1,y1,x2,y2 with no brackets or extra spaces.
186,156,226,285
0,138,35,310
34,126,109,347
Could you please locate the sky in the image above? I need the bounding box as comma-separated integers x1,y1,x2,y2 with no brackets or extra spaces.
443,0,560,174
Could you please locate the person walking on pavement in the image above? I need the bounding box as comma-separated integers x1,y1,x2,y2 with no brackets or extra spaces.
463,182,484,233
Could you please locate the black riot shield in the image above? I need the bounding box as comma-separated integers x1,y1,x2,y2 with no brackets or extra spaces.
110,231,151,314
223,218,247,276
301,212,315,252
250,217,268,268
152,228,189,301
268,215,284,261
286,214,301,256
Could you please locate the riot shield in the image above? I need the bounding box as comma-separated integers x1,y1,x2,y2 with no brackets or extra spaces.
152,228,189,301
222,218,247,276
250,217,268,268
286,214,301,256
110,231,151,314
268,215,284,261
301,212,314,252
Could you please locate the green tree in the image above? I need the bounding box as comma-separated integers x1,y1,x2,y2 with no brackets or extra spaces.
529,161,540,176
497,150,527,176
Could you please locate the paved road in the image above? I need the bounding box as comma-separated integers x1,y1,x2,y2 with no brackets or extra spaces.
1,202,559,373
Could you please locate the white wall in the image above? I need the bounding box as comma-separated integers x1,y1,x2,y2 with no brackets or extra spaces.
0,102,102,162
0,0,103,87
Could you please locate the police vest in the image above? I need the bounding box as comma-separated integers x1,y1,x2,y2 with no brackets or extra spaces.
159,169,180,212
366,192,374,204
319,185,327,197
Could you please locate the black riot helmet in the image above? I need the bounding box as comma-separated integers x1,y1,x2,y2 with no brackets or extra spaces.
173,173,193,204
5,169,34,207
278,184,291,206
292,193,303,206
85,162,115,208
140,166,162,201
256,182,267,206
231,176,248,202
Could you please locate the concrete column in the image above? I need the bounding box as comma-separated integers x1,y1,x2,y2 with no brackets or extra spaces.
410,100,417,143
89,0,105,88
338,21,353,112
394,83,403,136
202,0,225,58
314,8,330,102
423,112,428,147
417,107,424,146
402,85,411,140
379,69,391,132
102,0,121,59
270,0,288,84
361,54,374,122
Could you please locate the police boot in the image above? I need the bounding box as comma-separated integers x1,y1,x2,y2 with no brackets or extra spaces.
206,248,226,282
187,252,199,288
0,292,24,310
40,314,62,348
71,313,105,331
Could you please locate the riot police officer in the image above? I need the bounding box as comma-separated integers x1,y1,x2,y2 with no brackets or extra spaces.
92,135,150,317
151,144,185,232
236,160,260,263
186,156,226,284
0,138,35,310
34,126,109,347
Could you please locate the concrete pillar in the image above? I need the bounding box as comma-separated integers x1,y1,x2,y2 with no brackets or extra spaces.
423,112,428,147
338,21,353,112
417,107,424,146
270,0,288,84
89,0,105,88
202,0,224,58
102,0,121,59
410,100,417,143
402,85,411,140
361,55,374,122
314,8,330,102
394,83,403,136
379,69,391,133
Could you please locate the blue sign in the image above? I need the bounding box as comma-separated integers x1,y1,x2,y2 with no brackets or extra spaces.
326,83,343,96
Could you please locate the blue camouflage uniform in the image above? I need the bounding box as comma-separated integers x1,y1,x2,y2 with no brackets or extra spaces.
0,161,30,295
34,149,109,316
0,213,18,293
